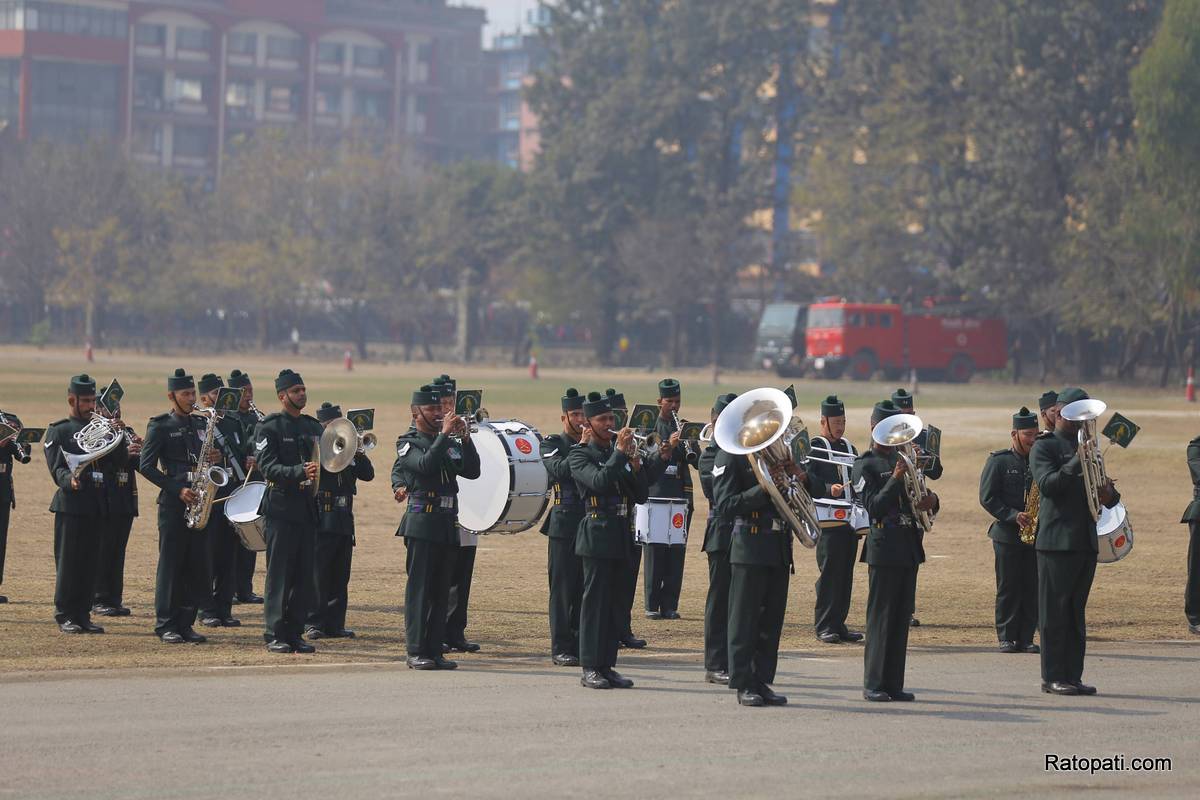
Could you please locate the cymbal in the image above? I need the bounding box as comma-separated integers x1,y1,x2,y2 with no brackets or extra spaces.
320,418,357,473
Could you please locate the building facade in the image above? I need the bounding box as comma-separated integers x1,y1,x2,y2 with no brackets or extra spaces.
0,0,489,180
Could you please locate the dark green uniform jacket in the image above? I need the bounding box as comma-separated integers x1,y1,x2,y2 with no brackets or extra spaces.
139,411,207,515
806,435,859,502
568,440,649,560
539,432,584,540
1030,430,1119,553
317,453,375,536
255,412,324,524
852,449,926,566
647,416,694,513
698,443,733,553
712,449,790,567
979,448,1030,546
391,430,481,544
1182,435,1200,523
47,416,126,516
104,441,139,518
1,439,32,509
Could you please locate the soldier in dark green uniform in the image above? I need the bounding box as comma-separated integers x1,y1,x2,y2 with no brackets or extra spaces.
979,407,1040,654
197,373,251,629
1031,387,1117,695
570,391,648,689
254,369,323,653
45,374,116,633
228,369,263,604
643,378,693,620
890,388,941,628
855,400,939,702
604,388,647,650
435,376,481,654
92,403,139,617
699,392,736,685
392,384,480,670
540,387,587,666
1038,390,1060,434
808,395,865,645
138,369,210,644
0,410,32,604
1184,432,1200,636
305,402,374,639
713,412,796,707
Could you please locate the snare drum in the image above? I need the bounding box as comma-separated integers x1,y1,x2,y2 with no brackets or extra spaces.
224,481,268,552
1096,502,1133,563
635,497,689,545
457,419,548,534
814,499,871,534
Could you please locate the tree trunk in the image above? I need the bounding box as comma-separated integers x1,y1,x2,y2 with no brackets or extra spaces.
1159,315,1177,388
353,301,369,360
455,268,474,363
257,305,270,350
595,295,617,366
709,302,722,386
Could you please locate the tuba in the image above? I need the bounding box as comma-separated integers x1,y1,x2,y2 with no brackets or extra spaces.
184,407,230,530
871,413,934,533
713,387,821,548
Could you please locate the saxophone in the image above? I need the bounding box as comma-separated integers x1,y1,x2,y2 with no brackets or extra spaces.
185,407,231,529
1019,481,1040,545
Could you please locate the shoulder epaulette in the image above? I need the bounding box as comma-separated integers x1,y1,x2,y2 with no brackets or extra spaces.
1036,431,1055,440
48,418,70,427
989,448,1010,457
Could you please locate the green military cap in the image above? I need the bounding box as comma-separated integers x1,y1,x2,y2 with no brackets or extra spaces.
412,384,440,405
430,378,454,398
658,378,681,398
713,392,737,416
1057,387,1089,406
167,368,194,392
68,373,97,396
317,402,342,422
274,369,303,393
583,391,612,418
198,373,223,394
891,388,914,411
436,374,456,393
1012,406,1038,430
820,395,845,417
1038,390,1059,410
871,399,902,425
561,387,584,412
228,369,252,389
605,388,626,411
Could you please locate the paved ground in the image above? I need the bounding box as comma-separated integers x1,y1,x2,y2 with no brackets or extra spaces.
1,642,1196,799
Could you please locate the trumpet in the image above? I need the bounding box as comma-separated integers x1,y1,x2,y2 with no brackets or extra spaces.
607,428,660,459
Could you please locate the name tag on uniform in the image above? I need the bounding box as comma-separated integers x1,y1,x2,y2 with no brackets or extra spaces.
666,465,678,476
169,431,183,438
283,437,295,443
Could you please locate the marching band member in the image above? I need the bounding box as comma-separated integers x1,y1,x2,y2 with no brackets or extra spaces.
45,374,114,633
699,392,736,685
808,395,865,645
539,387,587,666
569,391,648,690
1,408,32,604
393,384,480,670
138,369,211,644
604,388,646,650
92,402,139,617
891,388,940,628
643,378,693,620
1031,387,1118,695
306,402,374,640
713,401,797,707
436,375,481,654
227,369,263,604
254,369,324,653
855,400,939,702
1038,390,1060,435
979,407,1040,654
197,373,250,629
1185,430,1200,636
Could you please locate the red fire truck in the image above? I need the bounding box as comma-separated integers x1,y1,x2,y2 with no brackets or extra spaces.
804,300,1007,382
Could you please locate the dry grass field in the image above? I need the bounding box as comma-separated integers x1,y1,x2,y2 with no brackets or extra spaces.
0,344,1196,673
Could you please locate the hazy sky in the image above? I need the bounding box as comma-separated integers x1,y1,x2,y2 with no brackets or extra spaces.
452,0,541,44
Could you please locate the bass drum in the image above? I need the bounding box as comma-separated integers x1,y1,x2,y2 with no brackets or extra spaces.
457,419,548,534
1096,502,1133,564
225,481,268,552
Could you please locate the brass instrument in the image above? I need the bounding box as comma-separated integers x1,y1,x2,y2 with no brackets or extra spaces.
319,418,375,473
607,428,660,460
247,399,266,423
871,413,934,533
1019,481,1040,545
1060,398,1109,522
63,414,125,478
712,388,821,548
185,408,231,530
0,409,29,459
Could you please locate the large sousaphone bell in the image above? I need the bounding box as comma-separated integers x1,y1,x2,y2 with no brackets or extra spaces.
319,418,375,473
713,387,821,547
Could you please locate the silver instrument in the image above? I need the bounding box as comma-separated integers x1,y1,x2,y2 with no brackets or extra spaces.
185,407,231,530
0,409,28,460
1060,398,1110,522
319,417,375,473
607,428,660,460
64,415,125,478
712,387,821,548
247,399,266,423
871,413,934,533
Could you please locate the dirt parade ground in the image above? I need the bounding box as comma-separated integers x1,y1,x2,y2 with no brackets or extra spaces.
0,345,1197,797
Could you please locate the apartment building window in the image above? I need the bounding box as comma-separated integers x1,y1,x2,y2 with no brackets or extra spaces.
266,35,301,62
317,42,344,67
228,31,256,57
316,87,341,116
135,22,165,47
225,81,253,119
132,121,162,156
175,26,211,53
16,2,127,38
133,70,164,110
354,89,388,121
173,75,206,106
266,84,299,114
28,60,119,141
173,126,210,159
353,45,386,69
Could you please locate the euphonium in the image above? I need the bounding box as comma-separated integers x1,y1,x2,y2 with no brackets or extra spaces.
1019,482,1040,545
185,407,230,530
1060,398,1109,522
871,414,934,533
